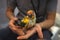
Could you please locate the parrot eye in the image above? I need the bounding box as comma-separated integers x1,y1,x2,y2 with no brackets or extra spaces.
28,14,32,18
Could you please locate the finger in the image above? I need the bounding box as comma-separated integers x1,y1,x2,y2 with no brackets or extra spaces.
9,20,15,27
17,36,21,39
9,20,18,31
9,18,18,27
35,24,43,38
17,36,25,39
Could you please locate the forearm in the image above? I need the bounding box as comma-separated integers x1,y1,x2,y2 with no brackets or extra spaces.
39,19,54,29
39,12,56,29
6,8,15,20
6,8,25,35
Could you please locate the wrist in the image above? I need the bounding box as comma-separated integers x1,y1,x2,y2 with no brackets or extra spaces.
10,17,18,20
36,23,43,30
35,23,43,29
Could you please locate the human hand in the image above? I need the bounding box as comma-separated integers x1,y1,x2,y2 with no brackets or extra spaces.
17,35,28,40
35,23,43,39
17,30,31,40
8,17,25,35
8,17,18,32
17,28,36,40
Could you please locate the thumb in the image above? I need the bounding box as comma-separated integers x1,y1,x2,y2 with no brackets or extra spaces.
17,36,24,39
17,36,20,39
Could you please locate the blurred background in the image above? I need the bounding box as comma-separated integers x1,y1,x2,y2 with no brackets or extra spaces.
0,0,60,40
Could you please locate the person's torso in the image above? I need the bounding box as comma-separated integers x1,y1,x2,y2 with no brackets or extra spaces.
16,0,48,23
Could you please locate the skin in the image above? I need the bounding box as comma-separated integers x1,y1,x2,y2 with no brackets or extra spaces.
6,6,56,40
17,24,43,40
6,8,44,39
17,11,56,40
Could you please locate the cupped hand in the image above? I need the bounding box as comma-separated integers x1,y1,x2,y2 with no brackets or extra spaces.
8,17,19,32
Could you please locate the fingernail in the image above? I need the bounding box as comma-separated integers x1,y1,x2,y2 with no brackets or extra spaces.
17,37,20,39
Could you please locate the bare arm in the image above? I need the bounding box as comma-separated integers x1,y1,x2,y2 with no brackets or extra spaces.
39,0,57,29
22,0,57,38
17,11,56,39
6,0,16,20
6,7,15,20
17,0,57,39
6,7,25,35
39,12,56,29
6,0,25,35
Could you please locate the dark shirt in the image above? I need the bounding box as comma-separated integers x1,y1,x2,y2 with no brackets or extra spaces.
7,0,57,23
